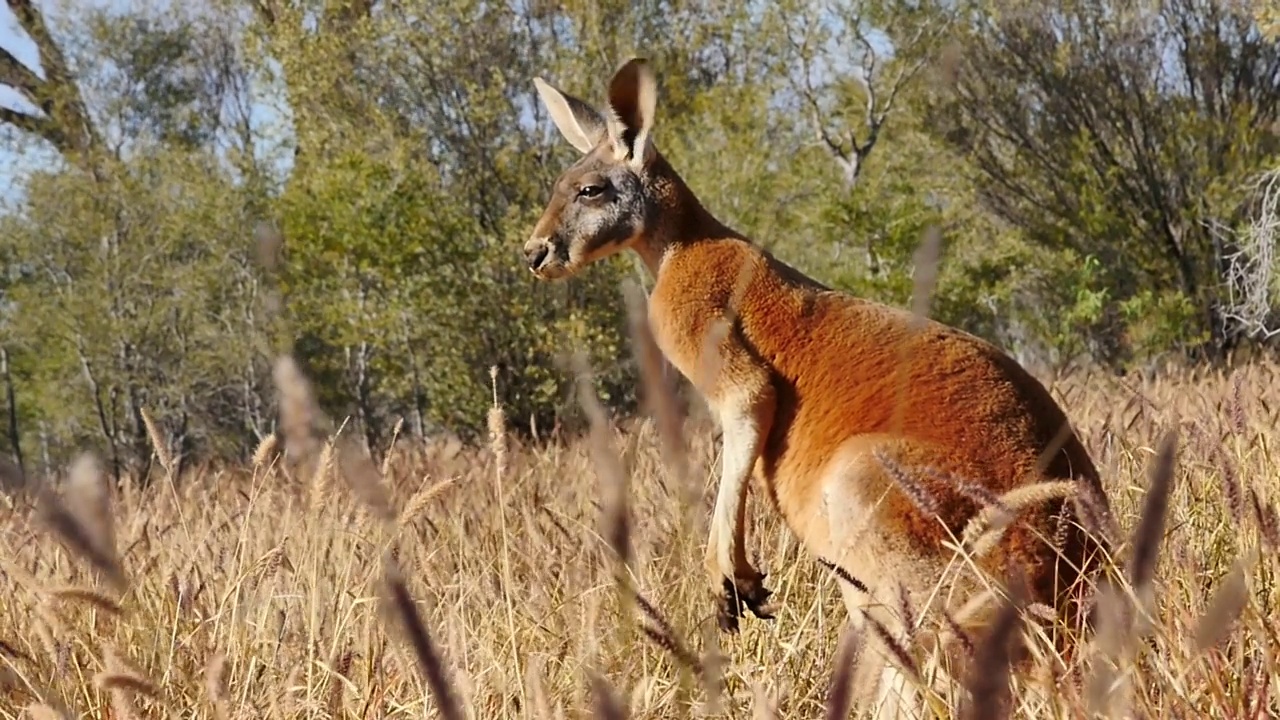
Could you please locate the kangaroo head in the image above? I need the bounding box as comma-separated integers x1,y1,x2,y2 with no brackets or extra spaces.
523,58,661,280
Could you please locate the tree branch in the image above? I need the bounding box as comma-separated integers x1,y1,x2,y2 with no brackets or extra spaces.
783,16,854,179
8,0,74,94
847,16,877,148
3,0,99,159
0,105,60,142
0,46,41,100
327,0,375,30
782,2,954,190
250,0,278,26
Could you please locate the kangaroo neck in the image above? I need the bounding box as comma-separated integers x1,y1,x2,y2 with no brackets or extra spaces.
633,160,737,277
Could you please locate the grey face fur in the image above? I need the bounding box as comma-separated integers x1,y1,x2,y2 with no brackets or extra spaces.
523,59,658,280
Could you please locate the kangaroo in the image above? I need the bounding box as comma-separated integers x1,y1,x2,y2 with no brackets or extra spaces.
523,57,1111,716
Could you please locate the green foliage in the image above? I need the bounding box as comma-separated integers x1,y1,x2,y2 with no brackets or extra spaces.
820,163,945,307
1,146,272,472
85,12,218,148
929,0,1280,361
1121,289,1211,360
0,0,1276,471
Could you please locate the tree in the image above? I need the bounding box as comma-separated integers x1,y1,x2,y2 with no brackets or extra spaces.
930,0,1280,366
241,0,826,442
2,2,277,477
7,0,1270,470
9,151,275,471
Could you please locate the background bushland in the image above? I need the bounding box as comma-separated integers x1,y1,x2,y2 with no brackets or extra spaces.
1,0,1278,478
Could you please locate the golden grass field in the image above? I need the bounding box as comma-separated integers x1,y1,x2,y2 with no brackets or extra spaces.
1,353,1278,719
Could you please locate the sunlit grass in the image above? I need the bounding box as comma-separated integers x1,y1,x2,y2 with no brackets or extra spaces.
0,357,1277,718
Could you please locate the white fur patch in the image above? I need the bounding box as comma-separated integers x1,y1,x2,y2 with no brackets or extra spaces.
818,441,883,569
709,391,762,577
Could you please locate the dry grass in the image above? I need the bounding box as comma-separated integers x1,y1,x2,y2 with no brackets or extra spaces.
1,353,1279,718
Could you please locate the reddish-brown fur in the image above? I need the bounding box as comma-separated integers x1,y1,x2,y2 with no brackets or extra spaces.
524,58,1112,715
642,165,1106,613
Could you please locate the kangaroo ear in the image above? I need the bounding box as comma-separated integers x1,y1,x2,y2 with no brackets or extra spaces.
605,57,657,167
533,77,608,154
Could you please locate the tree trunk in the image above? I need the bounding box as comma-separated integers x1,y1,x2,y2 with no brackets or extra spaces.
1,347,24,476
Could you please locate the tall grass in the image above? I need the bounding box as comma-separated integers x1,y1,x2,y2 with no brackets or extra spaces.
0,348,1278,717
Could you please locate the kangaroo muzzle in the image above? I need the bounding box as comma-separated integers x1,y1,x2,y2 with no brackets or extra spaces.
523,238,552,272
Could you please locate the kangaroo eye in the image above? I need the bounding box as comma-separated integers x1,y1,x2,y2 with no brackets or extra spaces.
578,184,605,199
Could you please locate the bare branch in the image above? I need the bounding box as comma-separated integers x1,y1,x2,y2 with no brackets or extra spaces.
0,46,41,100
784,16,853,175
878,54,928,121
250,0,278,26
876,19,942,125
0,105,58,140
2,0,100,160
7,0,73,93
782,1,955,190
846,17,878,142
1212,167,1280,341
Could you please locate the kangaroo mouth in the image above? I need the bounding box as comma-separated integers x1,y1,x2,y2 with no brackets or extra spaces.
528,242,575,280
531,263,571,281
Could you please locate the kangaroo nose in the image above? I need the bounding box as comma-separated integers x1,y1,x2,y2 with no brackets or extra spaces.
525,243,550,271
